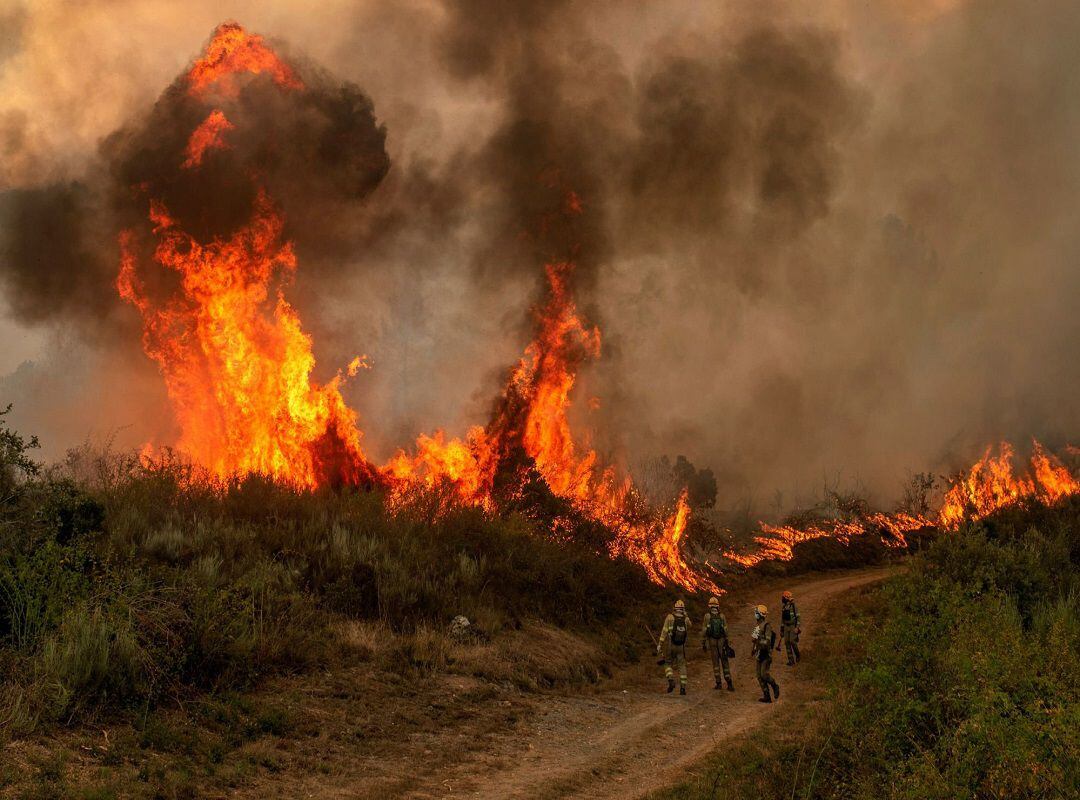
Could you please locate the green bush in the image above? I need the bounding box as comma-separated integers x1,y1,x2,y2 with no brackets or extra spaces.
0,538,92,650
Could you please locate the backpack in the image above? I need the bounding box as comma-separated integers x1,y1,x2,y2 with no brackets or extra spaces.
757,623,776,659
670,613,688,646
706,613,726,640
782,602,798,625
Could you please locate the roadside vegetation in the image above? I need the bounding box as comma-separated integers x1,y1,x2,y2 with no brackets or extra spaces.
656,496,1080,800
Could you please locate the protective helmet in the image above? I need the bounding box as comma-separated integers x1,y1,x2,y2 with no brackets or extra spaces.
674,599,686,610
755,604,768,617
708,596,720,608
782,590,793,601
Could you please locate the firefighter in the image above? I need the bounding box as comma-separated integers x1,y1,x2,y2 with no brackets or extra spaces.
751,604,780,703
701,596,734,691
778,590,801,666
657,599,691,695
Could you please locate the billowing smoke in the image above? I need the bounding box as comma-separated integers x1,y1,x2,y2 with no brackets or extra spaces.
1,0,1078,516
2,23,388,329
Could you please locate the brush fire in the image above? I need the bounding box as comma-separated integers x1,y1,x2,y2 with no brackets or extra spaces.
88,23,1080,595
0,17,1010,613
4,7,1080,798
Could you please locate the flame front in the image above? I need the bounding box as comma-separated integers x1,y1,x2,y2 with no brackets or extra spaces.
116,22,1077,596
118,24,374,489
938,441,1078,528
726,441,1080,568
623,490,716,592
385,257,719,593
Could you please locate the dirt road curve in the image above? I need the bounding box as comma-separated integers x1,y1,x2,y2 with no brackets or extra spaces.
408,567,892,800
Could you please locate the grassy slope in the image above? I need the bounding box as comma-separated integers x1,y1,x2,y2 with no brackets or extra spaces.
0,445,676,797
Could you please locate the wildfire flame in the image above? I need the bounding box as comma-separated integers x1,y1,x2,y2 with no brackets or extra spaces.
182,110,234,169
726,441,1080,568
937,441,1078,528
187,22,303,97
118,24,374,489
116,22,1077,597
383,257,719,593
619,489,717,592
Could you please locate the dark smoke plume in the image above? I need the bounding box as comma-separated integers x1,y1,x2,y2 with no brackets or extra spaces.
0,22,389,332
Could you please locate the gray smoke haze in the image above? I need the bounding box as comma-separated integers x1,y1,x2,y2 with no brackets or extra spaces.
1,0,1077,514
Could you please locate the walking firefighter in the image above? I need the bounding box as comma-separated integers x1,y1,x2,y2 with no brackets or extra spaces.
751,604,780,703
778,590,801,666
657,599,691,695
701,596,734,691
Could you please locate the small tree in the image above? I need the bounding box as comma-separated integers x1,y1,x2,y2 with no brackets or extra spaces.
1,405,41,504
672,455,718,509
900,471,937,517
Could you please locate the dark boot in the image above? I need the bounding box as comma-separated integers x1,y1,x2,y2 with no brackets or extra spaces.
714,678,722,690
771,680,780,699
758,689,772,703
679,685,686,695
793,645,801,663
787,658,796,666
726,678,734,692
667,678,675,693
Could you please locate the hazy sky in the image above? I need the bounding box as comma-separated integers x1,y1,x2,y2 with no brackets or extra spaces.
2,0,1076,511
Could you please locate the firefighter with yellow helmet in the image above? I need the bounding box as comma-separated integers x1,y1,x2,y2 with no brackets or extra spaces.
657,599,691,694
751,603,780,703
700,595,734,691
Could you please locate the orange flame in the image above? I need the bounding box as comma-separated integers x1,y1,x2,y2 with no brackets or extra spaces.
384,427,496,507
384,257,720,592
119,191,374,488
182,110,234,169
726,440,1079,568
122,22,1080,595
125,23,721,591
625,490,720,593
382,260,606,507
938,441,1078,529
119,22,375,488
509,261,603,499
187,22,303,97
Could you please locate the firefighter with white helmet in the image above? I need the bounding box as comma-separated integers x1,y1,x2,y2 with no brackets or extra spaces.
657,598,691,694
751,604,780,703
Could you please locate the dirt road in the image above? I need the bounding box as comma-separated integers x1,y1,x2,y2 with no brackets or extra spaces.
406,567,892,800
214,566,891,800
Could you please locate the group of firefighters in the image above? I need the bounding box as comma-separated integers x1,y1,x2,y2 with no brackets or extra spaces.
655,591,800,703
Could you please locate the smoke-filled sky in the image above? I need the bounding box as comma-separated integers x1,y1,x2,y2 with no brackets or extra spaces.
1,0,1077,511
